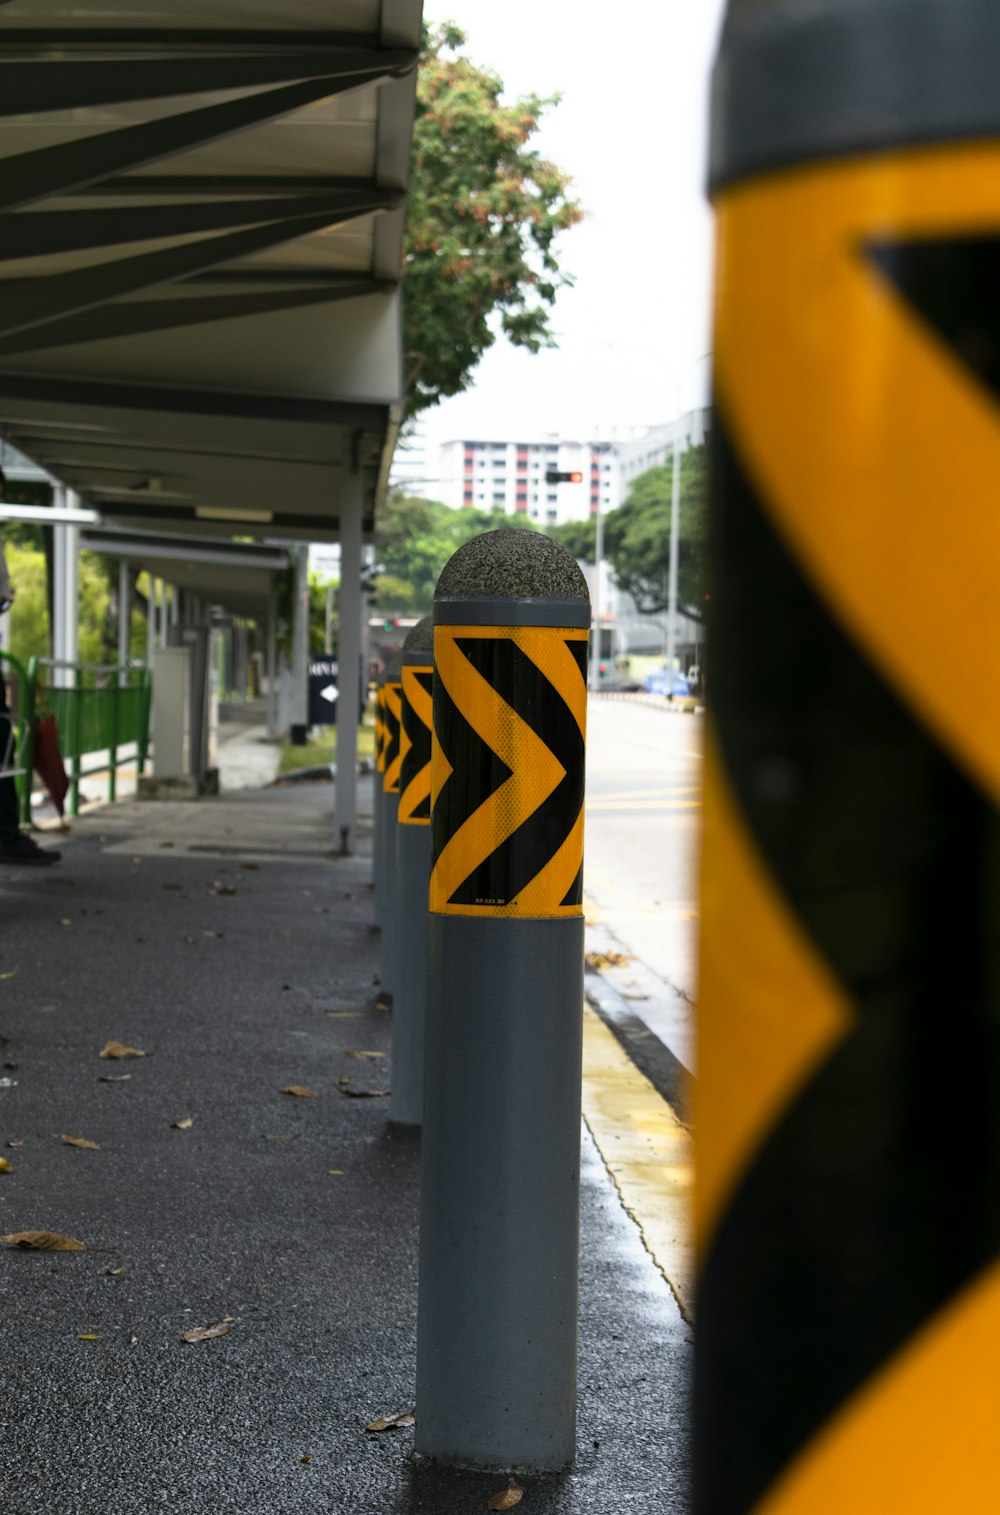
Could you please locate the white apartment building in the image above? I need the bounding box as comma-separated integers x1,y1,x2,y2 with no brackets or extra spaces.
432,410,711,524
615,408,712,491
437,437,617,525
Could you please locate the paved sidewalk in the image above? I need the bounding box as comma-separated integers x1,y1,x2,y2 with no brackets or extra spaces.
0,774,691,1514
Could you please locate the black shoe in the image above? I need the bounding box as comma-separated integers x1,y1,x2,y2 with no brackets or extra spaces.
0,833,61,865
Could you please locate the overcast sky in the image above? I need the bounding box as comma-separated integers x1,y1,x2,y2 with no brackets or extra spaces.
416,0,728,447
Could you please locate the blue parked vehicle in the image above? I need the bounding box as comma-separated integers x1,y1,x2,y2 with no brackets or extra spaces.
645,666,692,698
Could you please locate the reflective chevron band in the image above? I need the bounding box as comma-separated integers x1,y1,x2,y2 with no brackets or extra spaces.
374,685,386,774
381,680,402,795
399,663,433,826
699,112,1000,1515
429,623,588,918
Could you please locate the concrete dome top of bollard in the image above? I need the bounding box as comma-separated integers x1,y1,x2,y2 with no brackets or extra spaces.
434,528,590,629
383,649,403,681
402,614,434,653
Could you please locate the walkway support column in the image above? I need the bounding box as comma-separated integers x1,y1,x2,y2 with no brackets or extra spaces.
290,545,309,744
699,2,1000,1511
51,500,67,680
335,471,362,855
265,590,278,742
415,530,590,1472
118,559,131,675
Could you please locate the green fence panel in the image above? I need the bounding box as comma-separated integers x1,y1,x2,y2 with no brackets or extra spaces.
29,661,152,815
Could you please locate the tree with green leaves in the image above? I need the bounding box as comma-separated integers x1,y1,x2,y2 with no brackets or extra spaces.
374,492,536,612
550,447,709,619
402,23,583,417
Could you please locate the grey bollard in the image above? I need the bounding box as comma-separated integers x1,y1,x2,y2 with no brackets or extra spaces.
415,529,590,1472
378,651,403,1002
372,678,386,929
391,616,434,1127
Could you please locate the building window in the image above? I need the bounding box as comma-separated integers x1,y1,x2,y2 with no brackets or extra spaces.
546,509,558,522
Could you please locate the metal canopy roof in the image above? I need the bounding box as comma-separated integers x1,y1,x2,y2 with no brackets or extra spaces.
0,0,420,546
79,527,288,620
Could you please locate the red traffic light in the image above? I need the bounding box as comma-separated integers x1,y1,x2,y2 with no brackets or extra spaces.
544,469,585,484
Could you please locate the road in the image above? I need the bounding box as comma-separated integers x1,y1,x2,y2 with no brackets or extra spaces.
584,695,702,1070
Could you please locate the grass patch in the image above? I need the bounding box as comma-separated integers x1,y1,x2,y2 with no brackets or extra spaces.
278,718,376,776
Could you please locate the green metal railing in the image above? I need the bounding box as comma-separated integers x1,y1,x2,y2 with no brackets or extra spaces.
11,658,152,821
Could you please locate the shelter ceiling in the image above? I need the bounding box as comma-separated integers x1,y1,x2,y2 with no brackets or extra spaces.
0,0,420,547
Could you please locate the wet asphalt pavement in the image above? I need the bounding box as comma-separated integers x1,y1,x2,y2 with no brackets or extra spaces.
0,780,691,1515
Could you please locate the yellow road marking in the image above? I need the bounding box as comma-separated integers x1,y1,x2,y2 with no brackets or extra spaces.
584,867,683,919
582,1006,694,1321
581,793,700,805
587,799,702,812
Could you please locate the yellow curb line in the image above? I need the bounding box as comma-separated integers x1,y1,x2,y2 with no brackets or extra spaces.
581,1005,695,1323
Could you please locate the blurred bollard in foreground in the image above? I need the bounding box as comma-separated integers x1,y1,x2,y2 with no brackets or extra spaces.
700,1,1000,1510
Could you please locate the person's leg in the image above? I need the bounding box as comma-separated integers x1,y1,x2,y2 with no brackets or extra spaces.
0,715,21,844
0,711,60,864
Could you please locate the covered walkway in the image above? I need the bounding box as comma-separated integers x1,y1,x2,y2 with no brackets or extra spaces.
0,775,691,1514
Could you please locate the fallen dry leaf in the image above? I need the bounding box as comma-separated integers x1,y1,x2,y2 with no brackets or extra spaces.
181,1318,235,1343
171,1117,194,1130
300,1453,311,1464
0,967,18,981
98,1073,132,1083
7,1139,23,1148
328,1169,345,1176
366,1409,415,1432
263,1133,299,1142
325,1010,363,1019
340,1087,390,1099
77,1333,99,1341
202,930,222,939
99,1041,146,1059
0,1156,11,1173
489,1480,524,1511
58,918,72,927
101,1266,125,1276
344,1050,386,1060
584,950,631,971
60,1135,101,1150
209,882,236,896
283,1085,319,1099
2,1231,86,1251
375,994,392,1013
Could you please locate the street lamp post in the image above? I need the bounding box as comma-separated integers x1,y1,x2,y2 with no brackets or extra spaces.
665,354,712,676
665,434,682,676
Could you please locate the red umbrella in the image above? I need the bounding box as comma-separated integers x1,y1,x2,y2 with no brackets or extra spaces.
32,714,69,817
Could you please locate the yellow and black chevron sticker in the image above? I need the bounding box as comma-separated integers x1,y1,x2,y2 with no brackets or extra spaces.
700,139,1000,1514
398,664,433,826
374,686,386,775
429,624,587,918
381,680,402,795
